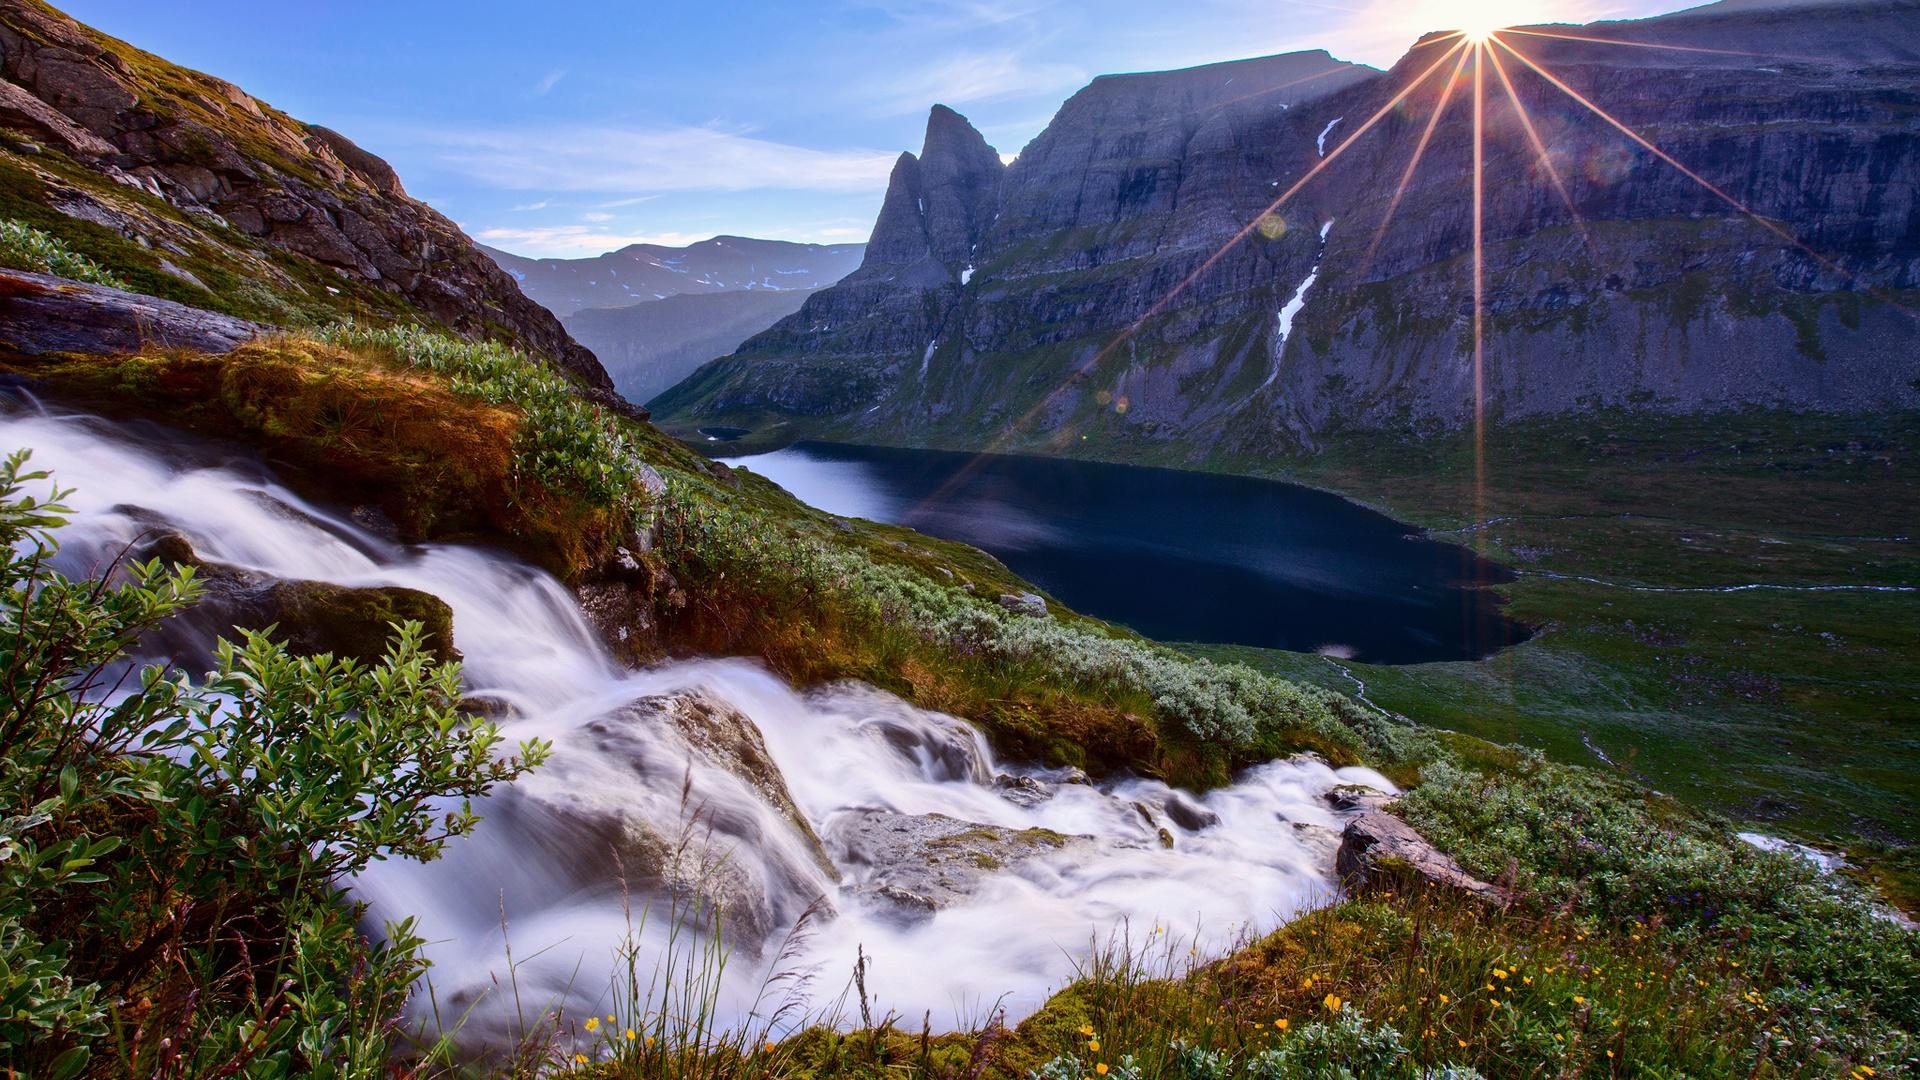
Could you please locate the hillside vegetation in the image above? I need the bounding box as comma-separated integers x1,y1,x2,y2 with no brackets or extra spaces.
3,324,1913,1077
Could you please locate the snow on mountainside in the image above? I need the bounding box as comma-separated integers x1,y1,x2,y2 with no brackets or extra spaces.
482,236,865,317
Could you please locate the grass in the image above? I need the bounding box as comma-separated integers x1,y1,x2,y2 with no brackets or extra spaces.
0,218,126,288
669,404,1920,905
1170,411,1920,904
6,327,1915,1076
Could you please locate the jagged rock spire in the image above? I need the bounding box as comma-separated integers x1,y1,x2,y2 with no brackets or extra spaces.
859,105,1003,282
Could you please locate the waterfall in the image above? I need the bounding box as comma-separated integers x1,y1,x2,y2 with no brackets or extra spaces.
2,403,1394,1043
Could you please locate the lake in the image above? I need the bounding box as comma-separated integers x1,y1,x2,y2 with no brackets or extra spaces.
721,442,1531,665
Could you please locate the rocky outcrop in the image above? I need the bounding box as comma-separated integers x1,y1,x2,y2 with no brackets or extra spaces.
833,810,1089,914
0,267,265,356
130,528,458,666
504,688,837,946
1335,809,1507,905
997,591,1048,617
656,4,1920,457
0,0,611,392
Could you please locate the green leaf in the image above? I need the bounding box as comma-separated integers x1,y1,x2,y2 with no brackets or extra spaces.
48,1046,90,1080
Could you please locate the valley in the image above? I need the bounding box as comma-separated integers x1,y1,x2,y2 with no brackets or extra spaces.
0,0,1914,1076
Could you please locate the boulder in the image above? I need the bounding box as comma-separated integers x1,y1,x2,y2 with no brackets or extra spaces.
1324,784,1397,815
1335,810,1507,906
997,591,1048,617
503,689,838,949
834,810,1090,914
128,528,456,666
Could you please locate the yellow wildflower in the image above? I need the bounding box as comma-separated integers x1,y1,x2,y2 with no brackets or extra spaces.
1274,1019,1289,1031
1573,995,1586,1005
1089,1040,1101,1052
1322,993,1342,1013
575,1054,588,1066
584,1017,600,1033
625,1029,636,1041
1439,993,1450,1004
1493,968,1509,980
1079,1025,1095,1037
1096,1065,1109,1077
607,1014,616,1023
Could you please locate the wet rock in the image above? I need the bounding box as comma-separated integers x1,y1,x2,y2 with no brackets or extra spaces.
991,773,1053,808
1324,784,1397,815
835,810,1091,914
131,528,456,665
1158,792,1221,831
508,689,838,948
1336,810,1507,906
998,591,1048,617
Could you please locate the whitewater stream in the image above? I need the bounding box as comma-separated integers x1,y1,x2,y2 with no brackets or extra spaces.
3,403,1393,1044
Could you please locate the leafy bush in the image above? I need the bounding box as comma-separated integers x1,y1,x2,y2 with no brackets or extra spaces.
0,450,548,1076
320,322,647,509
0,217,128,288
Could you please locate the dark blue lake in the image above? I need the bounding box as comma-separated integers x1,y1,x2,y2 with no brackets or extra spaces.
721,442,1531,665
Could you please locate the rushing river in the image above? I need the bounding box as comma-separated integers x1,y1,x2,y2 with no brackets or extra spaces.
3,403,1394,1046
722,442,1529,664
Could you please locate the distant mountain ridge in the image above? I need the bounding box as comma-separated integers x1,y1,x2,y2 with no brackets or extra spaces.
654,7,1920,459
566,288,822,405
482,236,865,317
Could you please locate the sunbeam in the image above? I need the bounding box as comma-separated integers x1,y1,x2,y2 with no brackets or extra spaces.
1361,45,1473,276
1486,43,1590,249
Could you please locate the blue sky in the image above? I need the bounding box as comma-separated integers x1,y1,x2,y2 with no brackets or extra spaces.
59,0,1695,257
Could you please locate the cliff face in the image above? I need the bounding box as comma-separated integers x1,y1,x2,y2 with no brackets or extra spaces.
0,0,609,390
654,5,1920,458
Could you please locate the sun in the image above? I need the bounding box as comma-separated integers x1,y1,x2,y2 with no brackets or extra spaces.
1449,0,1548,42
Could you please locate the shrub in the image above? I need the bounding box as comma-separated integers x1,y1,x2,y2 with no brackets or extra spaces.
320,322,647,509
0,450,548,1076
0,217,128,288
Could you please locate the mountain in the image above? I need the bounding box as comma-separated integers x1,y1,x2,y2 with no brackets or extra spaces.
0,0,611,392
566,288,821,405
482,236,865,317
653,6,1920,458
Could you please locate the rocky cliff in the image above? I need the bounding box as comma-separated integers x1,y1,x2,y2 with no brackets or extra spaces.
653,4,1920,458
0,0,610,391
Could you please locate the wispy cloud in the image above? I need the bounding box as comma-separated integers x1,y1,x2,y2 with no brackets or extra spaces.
474,224,711,255
414,124,898,195
580,211,615,222
530,69,567,97
508,199,550,211
861,51,1086,117
852,0,1061,31
595,195,662,209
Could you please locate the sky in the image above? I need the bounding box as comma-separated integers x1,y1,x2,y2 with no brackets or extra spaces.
57,0,1699,258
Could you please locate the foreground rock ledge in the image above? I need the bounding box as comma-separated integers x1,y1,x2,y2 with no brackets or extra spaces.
0,267,266,356
1336,808,1509,906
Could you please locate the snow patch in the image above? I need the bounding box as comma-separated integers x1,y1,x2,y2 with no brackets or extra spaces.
1258,219,1336,395
921,339,936,376
960,264,975,285
1317,116,1344,157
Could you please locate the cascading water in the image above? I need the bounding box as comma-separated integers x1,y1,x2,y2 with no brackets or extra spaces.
2,403,1395,1044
